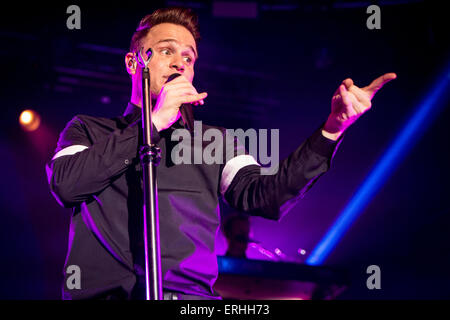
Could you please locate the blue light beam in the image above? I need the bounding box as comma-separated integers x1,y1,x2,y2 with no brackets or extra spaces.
307,66,450,266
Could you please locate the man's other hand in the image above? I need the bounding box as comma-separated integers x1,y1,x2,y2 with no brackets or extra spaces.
322,72,397,140
152,75,207,131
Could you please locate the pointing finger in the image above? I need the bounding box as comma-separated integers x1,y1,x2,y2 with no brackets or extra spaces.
364,73,397,98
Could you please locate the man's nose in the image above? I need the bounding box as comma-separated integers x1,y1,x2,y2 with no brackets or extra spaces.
170,55,185,73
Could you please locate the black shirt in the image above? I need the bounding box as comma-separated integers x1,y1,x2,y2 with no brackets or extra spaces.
46,102,343,299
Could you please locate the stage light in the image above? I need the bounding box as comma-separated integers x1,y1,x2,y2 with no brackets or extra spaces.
19,109,41,131
101,96,111,104
306,64,450,266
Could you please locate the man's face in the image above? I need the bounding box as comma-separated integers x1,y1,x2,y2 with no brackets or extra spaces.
136,23,197,98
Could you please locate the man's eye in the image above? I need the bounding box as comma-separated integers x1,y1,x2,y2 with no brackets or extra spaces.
161,49,171,55
183,56,193,63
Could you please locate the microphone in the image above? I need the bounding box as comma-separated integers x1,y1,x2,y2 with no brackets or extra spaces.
166,73,195,132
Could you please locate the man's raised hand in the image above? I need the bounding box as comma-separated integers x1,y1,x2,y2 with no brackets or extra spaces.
322,73,397,140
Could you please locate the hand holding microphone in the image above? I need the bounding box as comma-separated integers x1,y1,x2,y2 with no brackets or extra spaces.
151,73,207,131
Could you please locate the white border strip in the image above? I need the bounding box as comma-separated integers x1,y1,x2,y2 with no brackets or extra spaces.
52,145,88,160
220,154,259,195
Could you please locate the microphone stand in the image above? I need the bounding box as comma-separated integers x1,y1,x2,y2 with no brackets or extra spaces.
137,47,162,300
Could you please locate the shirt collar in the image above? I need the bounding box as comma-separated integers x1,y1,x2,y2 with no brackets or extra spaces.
123,102,142,125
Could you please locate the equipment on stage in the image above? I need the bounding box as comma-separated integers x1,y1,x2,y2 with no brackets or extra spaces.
214,256,349,300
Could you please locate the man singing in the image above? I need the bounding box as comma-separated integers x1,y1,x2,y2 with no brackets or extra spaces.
46,7,396,300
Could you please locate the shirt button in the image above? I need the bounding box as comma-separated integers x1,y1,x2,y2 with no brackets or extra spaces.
124,159,130,165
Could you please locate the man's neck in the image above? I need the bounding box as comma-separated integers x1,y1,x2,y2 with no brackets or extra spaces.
130,96,157,109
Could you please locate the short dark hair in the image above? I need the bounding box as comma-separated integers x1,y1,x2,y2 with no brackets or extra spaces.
129,7,200,54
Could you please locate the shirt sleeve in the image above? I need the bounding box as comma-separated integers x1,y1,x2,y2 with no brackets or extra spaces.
45,115,159,208
221,124,343,221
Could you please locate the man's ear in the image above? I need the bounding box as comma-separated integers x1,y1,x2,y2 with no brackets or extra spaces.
125,52,137,75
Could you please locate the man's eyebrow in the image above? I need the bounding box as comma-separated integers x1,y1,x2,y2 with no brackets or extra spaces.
155,39,197,58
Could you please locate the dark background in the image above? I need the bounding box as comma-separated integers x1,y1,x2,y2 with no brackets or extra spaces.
0,0,449,299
